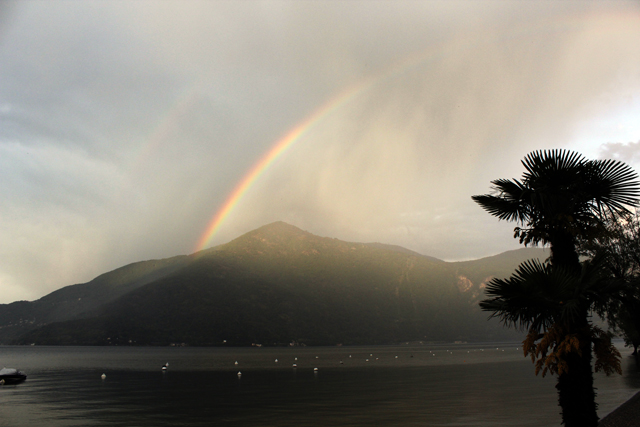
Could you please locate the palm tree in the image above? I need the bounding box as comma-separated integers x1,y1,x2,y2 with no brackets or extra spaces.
472,149,639,427
480,257,624,425
473,149,639,270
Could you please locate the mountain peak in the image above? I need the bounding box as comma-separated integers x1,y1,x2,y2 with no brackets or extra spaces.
254,221,309,236
221,221,322,256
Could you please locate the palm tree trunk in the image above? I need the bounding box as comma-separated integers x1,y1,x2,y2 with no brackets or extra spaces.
550,231,580,273
555,316,598,426
550,238,598,426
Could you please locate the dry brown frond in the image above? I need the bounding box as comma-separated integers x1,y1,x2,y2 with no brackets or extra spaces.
521,323,622,377
592,326,622,376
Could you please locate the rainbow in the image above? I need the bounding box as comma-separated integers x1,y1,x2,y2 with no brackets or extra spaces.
191,9,626,253
190,33,500,254
130,87,201,172
191,29,457,254
192,79,373,253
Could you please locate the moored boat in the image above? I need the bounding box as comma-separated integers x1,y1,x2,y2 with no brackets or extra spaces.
0,367,27,384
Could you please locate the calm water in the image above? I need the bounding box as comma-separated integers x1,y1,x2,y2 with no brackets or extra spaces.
1,343,639,426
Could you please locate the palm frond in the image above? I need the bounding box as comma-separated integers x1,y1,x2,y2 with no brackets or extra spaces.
474,149,640,250
521,149,586,181
480,257,622,332
472,179,531,223
480,259,572,332
584,159,640,215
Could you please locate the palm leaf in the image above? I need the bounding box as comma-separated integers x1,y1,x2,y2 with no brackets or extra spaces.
584,159,640,215
480,255,624,333
471,179,531,223
480,259,574,332
473,149,640,248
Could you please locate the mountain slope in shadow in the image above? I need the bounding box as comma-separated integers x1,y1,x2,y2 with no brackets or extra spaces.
3,222,546,346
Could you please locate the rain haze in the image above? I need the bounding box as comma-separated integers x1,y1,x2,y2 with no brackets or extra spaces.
1,1,640,304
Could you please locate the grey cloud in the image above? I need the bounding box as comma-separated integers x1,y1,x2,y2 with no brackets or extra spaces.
599,141,640,163
1,1,640,303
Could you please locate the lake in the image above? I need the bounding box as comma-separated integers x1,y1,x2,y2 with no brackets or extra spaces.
1,342,639,426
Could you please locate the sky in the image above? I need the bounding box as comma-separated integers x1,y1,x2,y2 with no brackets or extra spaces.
1,1,640,304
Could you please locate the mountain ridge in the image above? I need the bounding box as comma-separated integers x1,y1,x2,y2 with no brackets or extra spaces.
0,222,547,346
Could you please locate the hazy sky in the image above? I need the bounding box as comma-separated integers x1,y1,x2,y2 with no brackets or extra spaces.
2,1,640,303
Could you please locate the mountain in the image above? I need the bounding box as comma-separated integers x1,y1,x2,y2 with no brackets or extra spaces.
0,222,548,346
0,255,191,342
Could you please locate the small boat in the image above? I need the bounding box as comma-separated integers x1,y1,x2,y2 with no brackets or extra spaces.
0,368,27,385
